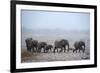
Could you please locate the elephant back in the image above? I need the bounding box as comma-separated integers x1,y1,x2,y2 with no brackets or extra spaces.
38,42,47,48
74,41,85,49
60,39,69,46
54,40,62,48
45,45,53,50
54,40,59,46
47,45,53,48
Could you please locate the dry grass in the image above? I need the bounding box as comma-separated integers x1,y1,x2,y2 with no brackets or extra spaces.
21,50,32,58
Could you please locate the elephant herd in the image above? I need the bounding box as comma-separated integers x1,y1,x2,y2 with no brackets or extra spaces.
25,38,86,53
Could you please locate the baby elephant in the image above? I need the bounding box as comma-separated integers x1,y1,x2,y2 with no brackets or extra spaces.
73,41,85,53
44,45,53,53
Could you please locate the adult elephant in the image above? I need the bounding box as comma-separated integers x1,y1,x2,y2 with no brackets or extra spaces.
25,38,33,52
44,44,53,53
73,41,85,53
54,39,69,53
37,42,47,53
32,40,38,52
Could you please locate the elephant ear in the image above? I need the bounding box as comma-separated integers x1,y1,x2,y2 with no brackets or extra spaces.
79,41,85,46
32,40,38,44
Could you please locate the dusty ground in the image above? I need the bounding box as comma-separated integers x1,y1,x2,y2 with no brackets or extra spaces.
21,50,90,63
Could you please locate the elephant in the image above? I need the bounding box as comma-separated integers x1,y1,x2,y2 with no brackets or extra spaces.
37,42,47,53
73,41,85,53
32,40,38,52
25,38,38,52
53,39,69,53
25,38,33,52
44,44,53,53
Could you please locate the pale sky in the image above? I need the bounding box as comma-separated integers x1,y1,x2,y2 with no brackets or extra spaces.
21,10,90,31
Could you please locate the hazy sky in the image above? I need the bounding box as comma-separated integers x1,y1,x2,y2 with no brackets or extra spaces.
21,10,90,31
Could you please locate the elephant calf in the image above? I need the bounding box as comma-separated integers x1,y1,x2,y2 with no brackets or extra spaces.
44,45,53,53
73,41,85,53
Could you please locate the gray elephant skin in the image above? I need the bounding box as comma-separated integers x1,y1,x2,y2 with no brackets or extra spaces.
73,41,85,53
25,38,38,52
44,45,53,53
37,42,47,52
54,39,69,53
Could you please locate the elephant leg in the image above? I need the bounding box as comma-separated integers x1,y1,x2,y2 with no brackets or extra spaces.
73,50,74,53
32,47,35,52
37,48,39,53
44,49,45,53
67,49,69,52
38,48,41,53
64,47,66,52
29,48,31,52
59,48,62,52
73,50,76,53
79,49,80,53
48,49,50,53
35,47,38,52
27,48,30,52
53,47,56,53
35,47,37,52
83,49,85,53
64,49,66,52
57,48,59,53
76,50,77,53
73,48,77,53
73,49,75,53
44,49,46,53
50,48,52,53
67,46,69,52
28,47,31,52
45,49,47,53
47,49,48,53
46,49,48,53
34,47,36,52
44,49,47,53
